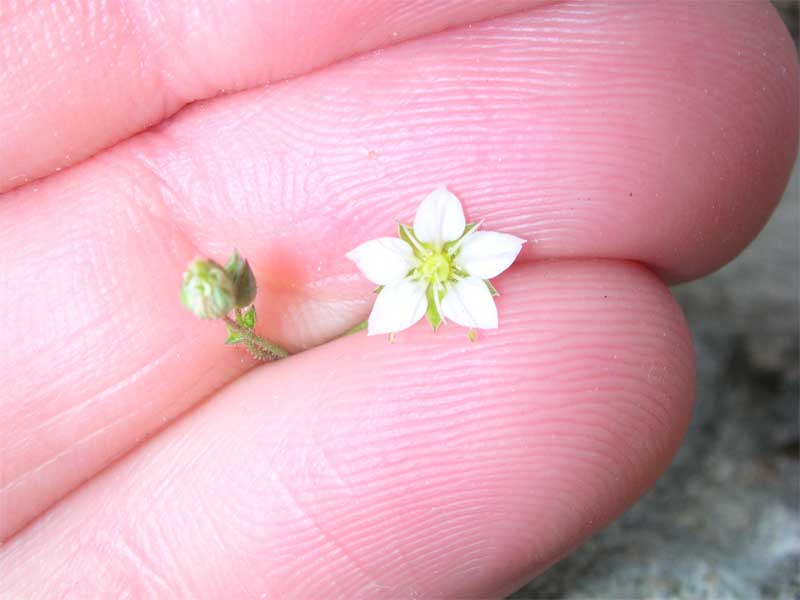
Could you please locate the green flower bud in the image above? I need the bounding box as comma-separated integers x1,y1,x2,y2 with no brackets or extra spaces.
180,259,236,319
225,249,257,308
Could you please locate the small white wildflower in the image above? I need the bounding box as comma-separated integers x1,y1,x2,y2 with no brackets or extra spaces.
346,187,525,336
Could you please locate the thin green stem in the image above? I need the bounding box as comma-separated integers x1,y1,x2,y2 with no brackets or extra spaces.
223,316,289,359
339,320,368,338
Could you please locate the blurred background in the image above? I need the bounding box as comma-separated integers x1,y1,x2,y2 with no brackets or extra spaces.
511,3,799,598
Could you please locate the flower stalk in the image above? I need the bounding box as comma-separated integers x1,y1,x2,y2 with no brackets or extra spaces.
223,315,288,359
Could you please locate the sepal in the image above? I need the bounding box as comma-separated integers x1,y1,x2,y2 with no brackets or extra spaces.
225,249,257,308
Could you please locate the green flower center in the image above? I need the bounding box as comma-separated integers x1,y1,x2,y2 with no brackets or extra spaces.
420,252,451,283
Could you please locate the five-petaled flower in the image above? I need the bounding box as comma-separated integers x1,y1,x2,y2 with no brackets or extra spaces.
346,187,525,336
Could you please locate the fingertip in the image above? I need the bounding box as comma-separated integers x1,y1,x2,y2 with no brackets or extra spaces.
324,259,696,595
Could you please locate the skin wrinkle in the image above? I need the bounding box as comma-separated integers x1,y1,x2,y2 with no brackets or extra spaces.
320,436,633,517
6,278,205,453
273,460,382,591
123,0,201,110
284,475,481,595
108,530,176,597
2,403,148,507
7,339,179,451
0,317,247,539
313,388,666,474
158,492,238,597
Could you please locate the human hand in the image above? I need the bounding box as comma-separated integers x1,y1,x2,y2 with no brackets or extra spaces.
1,1,796,597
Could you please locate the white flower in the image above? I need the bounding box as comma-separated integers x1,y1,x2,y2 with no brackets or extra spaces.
346,187,525,336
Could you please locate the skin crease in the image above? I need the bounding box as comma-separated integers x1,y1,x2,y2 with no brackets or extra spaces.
0,0,797,597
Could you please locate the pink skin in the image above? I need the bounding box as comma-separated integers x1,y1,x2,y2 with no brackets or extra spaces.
3,261,694,598
0,0,797,597
0,0,549,192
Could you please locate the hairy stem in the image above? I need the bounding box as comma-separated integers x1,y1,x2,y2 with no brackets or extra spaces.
223,316,289,359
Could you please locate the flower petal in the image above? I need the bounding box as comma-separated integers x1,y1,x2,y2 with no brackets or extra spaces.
454,231,525,279
440,277,498,329
346,238,417,285
412,187,466,248
367,278,428,335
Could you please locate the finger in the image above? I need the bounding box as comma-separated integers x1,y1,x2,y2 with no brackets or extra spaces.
0,0,548,191
0,260,695,598
139,0,798,286
0,0,795,540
